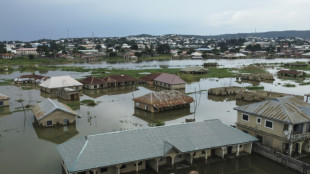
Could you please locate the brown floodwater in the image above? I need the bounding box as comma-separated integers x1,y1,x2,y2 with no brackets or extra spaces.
1,59,309,174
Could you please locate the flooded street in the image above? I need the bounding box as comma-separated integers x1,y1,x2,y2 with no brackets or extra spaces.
0,58,308,174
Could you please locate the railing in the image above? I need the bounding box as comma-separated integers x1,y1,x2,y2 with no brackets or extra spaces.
290,133,310,141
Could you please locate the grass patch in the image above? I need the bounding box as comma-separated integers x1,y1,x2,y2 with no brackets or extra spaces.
21,86,33,90
299,82,310,86
0,79,13,86
65,100,81,107
246,86,264,90
283,83,296,87
239,65,267,74
81,99,97,106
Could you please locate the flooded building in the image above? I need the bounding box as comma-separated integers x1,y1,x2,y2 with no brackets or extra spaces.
0,93,9,107
14,74,50,84
58,88,80,101
16,48,38,55
31,98,78,127
40,76,83,94
102,75,138,88
154,73,186,89
179,66,208,74
133,90,194,112
57,119,257,174
80,76,106,89
234,96,310,156
140,73,161,85
203,62,218,67
277,70,306,78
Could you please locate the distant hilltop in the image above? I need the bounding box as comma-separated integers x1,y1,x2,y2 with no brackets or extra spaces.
130,30,310,40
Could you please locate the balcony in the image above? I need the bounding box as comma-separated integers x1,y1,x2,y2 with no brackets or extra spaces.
290,133,310,141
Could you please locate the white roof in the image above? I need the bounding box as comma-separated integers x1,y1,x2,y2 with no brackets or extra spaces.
234,53,246,57
39,76,82,89
191,52,202,56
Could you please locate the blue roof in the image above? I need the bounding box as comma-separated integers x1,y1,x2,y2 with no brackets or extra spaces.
57,119,257,172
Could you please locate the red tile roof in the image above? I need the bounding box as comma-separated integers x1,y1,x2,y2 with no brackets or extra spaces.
154,73,186,85
133,90,193,109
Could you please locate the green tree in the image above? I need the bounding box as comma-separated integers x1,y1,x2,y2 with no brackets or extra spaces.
0,43,6,53
95,44,102,52
28,54,35,59
156,44,170,54
131,43,138,50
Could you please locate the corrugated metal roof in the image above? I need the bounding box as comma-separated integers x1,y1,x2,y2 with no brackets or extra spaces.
31,98,77,120
80,76,104,85
102,75,137,83
140,73,161,81
40,76,83,89
154,73,186,85
0,93,9,100
234,96,310,124
57,119,257,172
133,90,194,109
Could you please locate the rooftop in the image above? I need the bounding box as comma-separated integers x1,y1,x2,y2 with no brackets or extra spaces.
40,76,83,89
31,98,77,120
57,119,257,172
234,96,310,124
0,93,9,100
154,73,186,85
102,74,137,83
79,76,104,85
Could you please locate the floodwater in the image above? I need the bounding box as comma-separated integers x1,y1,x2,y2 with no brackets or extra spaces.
0,58,309,174
61,58,310,69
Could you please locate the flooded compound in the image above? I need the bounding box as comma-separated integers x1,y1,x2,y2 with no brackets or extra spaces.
0,58,309,174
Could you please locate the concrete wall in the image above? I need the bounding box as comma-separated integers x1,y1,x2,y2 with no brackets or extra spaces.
41,86,82,94
0,99,9,106
237,111,288,138
134,102,154,112
154,81,185,89
38,110,75,127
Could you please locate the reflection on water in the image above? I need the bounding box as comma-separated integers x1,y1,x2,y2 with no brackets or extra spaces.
207,95,236,102
33,123,79,144
0,106,11,117
133,107,192,123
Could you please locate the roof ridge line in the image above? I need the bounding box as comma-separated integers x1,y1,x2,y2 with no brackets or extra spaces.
72,139,88,171
278,99,293,124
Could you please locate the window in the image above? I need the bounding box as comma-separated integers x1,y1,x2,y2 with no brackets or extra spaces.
283,124,289,131
100,168,108,173
63,119,69,125
0,101,3,106
134,162,143,166
242,114,249,121
306,123,310,133
47,120,53,126
120,164,126,169
145,105,149,110
193,152,196,156
202,151,206,154
135,102,140,107
265,120,273,129
257,118,261,124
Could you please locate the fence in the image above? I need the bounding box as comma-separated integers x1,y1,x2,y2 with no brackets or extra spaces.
253,143,310,174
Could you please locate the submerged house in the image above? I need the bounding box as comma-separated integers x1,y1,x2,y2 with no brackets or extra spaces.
277,70,306,78
57,119,257,174
140,73,161,85
179,66,208,74
133,90,194,112
32,98,78,127
0,93,9,107
14,74,50,84
154,73,186,89
40,76,83,94
234,96,310,156
102,75,138,88
80,76,106,89
58,88,80,101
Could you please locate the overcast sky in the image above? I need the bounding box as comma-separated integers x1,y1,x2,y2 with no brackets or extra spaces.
1,0,309,41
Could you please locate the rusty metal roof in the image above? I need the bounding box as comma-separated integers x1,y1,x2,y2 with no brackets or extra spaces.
102,75,137,83
154,73,186,85
234,96,310,124
0,93,9,100
80,76,104,85
140,73,161,81
133,90,193,109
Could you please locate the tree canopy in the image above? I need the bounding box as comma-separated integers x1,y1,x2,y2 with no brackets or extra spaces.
156,44,170,54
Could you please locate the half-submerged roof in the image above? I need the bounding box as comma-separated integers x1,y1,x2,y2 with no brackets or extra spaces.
133,90,193,108
40,76,83,89
234,96,310,124
80,76,104,85
31,98,77,120
154,73,186,85
57,119,257,172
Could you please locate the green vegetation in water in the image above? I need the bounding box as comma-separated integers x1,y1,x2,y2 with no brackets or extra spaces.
81,99,97,106
149,120,165,127
21,86,33,90
299,82,310,86
15,99,25,103
283,83,296,87
0,79,13,86
246,86,264,90
239,65,267,74
65,101,81,107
